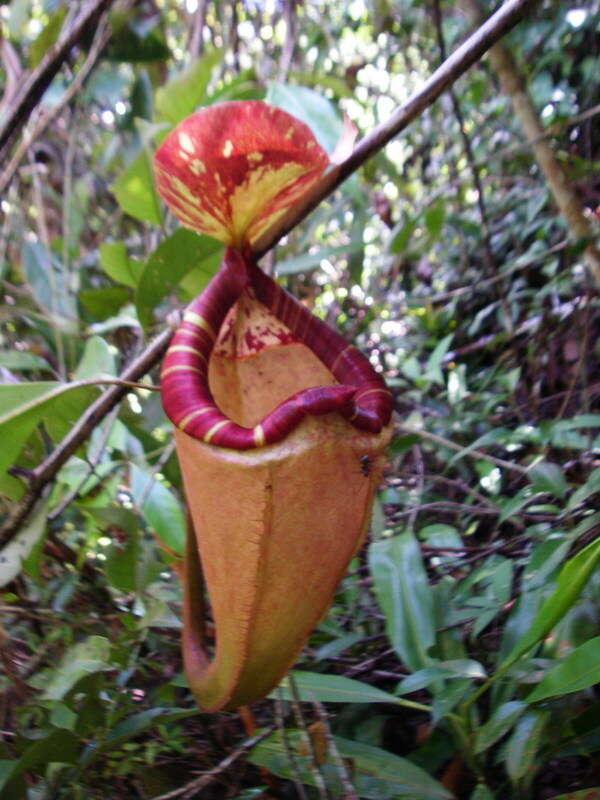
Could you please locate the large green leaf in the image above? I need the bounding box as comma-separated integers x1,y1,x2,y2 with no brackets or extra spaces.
499,537,600,671
155,49,222,124
527,637,600,703
135,229,223,328
265,82,342,154
369,533,435,671
249,730,454,799
0,496,48,587
39,636,112,700
0,728,80,791
0,382,100,499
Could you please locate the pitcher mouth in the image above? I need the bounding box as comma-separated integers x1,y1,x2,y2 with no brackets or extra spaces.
161,248,393,450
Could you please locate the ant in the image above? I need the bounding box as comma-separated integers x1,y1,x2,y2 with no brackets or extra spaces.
359,454,372,477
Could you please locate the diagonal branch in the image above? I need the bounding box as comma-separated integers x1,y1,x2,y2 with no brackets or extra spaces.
0,0,540,547
0,0,116,161
0,15,112,195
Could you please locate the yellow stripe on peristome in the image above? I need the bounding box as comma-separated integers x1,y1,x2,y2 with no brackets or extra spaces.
253,424,265,447
203,419,231,443
161,364,205,378
356,387,392,400
178,406,214,430
168,344,207,362
183,310,216,340
330,344,353,374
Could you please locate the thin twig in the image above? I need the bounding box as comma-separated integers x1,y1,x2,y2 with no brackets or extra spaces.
313,701,359,800
150,725,276,800
276,689,309,800
0,0,538,547
398,424,530,474
288,674,330,800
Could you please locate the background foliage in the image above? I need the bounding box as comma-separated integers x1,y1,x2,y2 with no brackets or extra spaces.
1,0,600,798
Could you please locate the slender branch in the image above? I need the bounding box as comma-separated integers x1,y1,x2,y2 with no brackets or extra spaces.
0,0,539,546
313,701,359,800
0,0,116,160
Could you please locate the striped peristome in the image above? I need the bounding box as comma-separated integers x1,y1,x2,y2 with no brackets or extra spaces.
161,248,393,449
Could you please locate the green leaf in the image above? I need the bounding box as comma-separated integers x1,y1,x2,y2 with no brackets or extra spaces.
266,82,342,154
99,242,143,288
29,6,66,67
276,241,365,276
111,150,163,225
0,351,50,371
389,217,417,253
79,287,132,321
21,240,77,332
41,636,112,700
104,528,140,594
505,710,549,786
0,496,48,587
0,382,100,499
130,464,185,555
397,660,486,695
426,334,453,383
249,730,454,799
0,729,80,791
135,229,223,328
155,49,222,124
369,533,435,671
568,467,600,509
424,202,446,238
500,537,600,671
473,701,528,754
313,632,363,661
73,336,116,380
528,461,567,497
271,671,413,707
107,14,170,62
526,636,600,703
